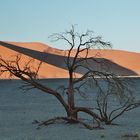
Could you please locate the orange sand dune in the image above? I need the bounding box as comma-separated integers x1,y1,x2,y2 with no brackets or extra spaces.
0,41,75,79
0,41,140,79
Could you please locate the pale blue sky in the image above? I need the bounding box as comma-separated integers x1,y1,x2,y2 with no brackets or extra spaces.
0,0,140,52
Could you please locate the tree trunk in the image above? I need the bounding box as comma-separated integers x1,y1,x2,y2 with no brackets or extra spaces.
67,111,78,122
67,71,78,122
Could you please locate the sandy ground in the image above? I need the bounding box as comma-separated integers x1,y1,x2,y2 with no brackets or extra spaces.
0,79,140,140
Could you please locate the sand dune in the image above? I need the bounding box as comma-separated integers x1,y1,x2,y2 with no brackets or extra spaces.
0,41,72,78
0,41,140,79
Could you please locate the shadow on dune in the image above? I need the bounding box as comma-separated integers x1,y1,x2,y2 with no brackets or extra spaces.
0,41,138,76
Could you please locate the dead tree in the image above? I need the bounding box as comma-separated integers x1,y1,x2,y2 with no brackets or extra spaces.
48,25,112,125
0,26,139,129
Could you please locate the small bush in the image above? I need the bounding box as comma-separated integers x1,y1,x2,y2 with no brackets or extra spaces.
122,132,139,138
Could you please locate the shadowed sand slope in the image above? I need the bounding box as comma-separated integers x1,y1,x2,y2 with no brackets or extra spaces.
0,41,139,78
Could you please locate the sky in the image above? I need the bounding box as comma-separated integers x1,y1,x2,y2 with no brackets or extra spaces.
0,0,140,52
